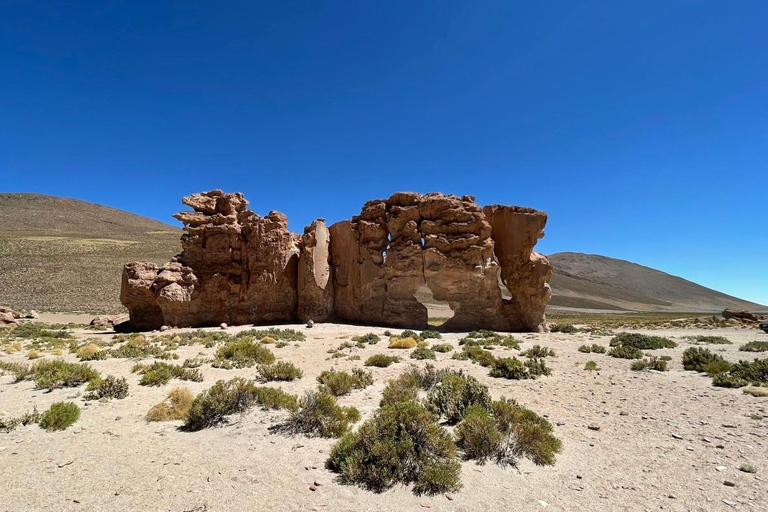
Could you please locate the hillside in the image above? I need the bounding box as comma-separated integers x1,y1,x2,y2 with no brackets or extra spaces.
0,193,181,313
548,252,765,312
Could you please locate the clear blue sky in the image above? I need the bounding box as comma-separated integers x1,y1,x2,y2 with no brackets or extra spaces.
1,1,766,305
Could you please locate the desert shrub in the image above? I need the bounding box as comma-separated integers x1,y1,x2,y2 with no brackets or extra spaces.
402,363,445,390
84,375,129,400
236,328,306,342
76,343,106,361
432,343,453,353
7,322,75,341
184,378,298,431
686,335,731,345
608,346,644,359
31,360,100,390
108,334,174,359
489,356,552,380
398,330,422,341
27,349,42,360
0,409,40,432
703,359,732,376
133,362,203,386
425,372,492,424
682,347,725,372
146,387,194,422
352,333,381,345
523,357,552,378
284,390,360,438
459,331,519,350
521,345,556,358
152,329,235,348
364,354,401,368
182,356,211,368
213,338,275,369
317,368,373,396
0,360,31,382
456,399,562,467
630,356,668,372
388,337,419,349
579,344,606,354
380,375,420,407
717,358,768,387
584,361,600,371
740,341,768,353
453,346,497,367
410,347,436,360
578,345,591,353
712,373,749,388
326,400,461,495
550,323,578,333
39,402,80,431
420,330,442,340
255,361,303,382
610,332,676,350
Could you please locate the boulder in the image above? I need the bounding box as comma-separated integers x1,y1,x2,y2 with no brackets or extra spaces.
0,311,18,330
722,309,758,322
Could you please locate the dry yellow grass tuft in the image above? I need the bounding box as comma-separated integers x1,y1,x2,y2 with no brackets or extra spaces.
146,387,195,422
76,343,101,359
388,337,418,349
260,336,276,344
27,349,42,360
743,387,768,398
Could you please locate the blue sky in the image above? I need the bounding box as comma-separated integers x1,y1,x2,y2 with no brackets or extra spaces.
1,1,766,305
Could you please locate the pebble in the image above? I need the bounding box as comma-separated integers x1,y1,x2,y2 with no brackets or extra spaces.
309,485,317,492
588,424,600,431
723,480,735,487
672,433,683,440
716,466,727,472
220,323,227,329
722,500,737,507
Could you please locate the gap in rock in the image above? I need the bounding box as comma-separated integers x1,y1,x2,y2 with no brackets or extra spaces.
413,284,454,328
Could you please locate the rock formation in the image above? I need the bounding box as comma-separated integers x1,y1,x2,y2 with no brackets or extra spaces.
121,190,552,332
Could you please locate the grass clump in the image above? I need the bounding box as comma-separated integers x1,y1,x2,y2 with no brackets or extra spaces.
133,362,203,386
455,399,562,467
739,463,758,474
237,328,306,342
578,344,606,354
608,346,644,359
549,323,578,333
184,377,298,430
39,402,80,431
521,345,556,358
352,333,381,345
84,375,129,400
364,354,401,368
0,360,31,382
317,368,373,396
284,390,360,438
146,387,195,422
326,400,461,495
213,338,275,369
740,341,768,353
609,332,676,350
388,337,419,349
410,346,436,360
76,343,106,361
432,343,453,353
743,387,768,397
425,372,491,424
31,360,100,390
584,361,600,371
630,356,668,372
682,347,726,372
255,361,303,382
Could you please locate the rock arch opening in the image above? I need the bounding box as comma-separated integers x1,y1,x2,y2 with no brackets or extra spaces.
413,284,454,328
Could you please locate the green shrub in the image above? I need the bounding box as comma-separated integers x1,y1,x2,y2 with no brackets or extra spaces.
326,400,461,495
453,346,497,367
317,368,373,396
740,341,768,353
608,346,644,359
364,354,401,368
352,333,381,345
432,343,453,353
31,360,100,390
402,363,445,390
39,402,80,431
184,377,297,430
146,387,194,422
425,372,491,424
410,346,436,360
579,344,606,354
686,335,731,345
109,334,172,359
255,361,303,382
703,359,732,376
454,405,501,462
459,331,519,349
712,373,749,388
630,356,668,372
420,330,442,340
0,360,31,382
489,356,552,380
682,347,725,372
521,345,556,358
0,409,40,432
133,362,203,386
584,361,600,371
236,328,306,342
719,358,768,387
213,339,275,369
182,356,211,368
380,375,420,407
84,375,129,400
550,323,578,333
284,390,360,438
398,330,422,341
610,332,676,350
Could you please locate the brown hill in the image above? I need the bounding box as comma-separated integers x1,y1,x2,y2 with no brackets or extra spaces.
0,193,181,313
548,252,765,312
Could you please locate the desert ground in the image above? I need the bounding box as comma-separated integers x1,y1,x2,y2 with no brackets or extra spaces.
1,316,766,512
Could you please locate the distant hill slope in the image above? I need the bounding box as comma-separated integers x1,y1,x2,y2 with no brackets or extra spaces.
0,193,181,313
548,252,765,312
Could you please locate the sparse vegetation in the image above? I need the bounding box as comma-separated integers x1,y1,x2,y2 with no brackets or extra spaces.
740,341,768,352
490,356,552,380
352,333,381,345
459,330,519,349
0,360,31,382
284,390,360,438
0,409,41,432
84,375,129,400
146,387,195,422
549,323,578,333
713,358,768,388
584,361,600,371
420,330,442,339
31,359,100,390
326,400,461,495
432,343,454,353
521,345,556,358
578,344,606,354
364,354,401,368
610,332,676,350
255,361,303,382
133,362,203,386
608,346,644,359
39,402,80,431
213,338,275,369
236,328,306,342
630,356,668,372
410,346,436,360
685,335,731,345
317,368,373,396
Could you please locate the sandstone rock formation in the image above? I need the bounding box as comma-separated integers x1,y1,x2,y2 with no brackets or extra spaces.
722,309,759,322
121,190,552,332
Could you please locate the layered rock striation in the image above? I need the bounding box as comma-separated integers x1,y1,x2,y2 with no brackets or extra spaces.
121,190,551,331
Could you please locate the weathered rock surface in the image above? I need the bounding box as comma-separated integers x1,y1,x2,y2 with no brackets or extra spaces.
121,190,552,331
0,311,18,330
722,309,758,322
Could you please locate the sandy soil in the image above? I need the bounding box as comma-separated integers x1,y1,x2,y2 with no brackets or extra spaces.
1,318,766,512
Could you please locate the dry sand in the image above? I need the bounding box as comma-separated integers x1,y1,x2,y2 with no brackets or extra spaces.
1,319,766,511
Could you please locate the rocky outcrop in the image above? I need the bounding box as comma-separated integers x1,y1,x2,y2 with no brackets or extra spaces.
121,190,552,332
722,309,759,322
